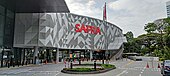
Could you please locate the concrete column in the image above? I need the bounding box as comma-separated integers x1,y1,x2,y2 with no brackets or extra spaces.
90,50,93,60
50,49,52,61
56,48,59,63
21,49,24,66
22,49,25,66
1,47,4,67
33,46,39,64
69,49,72,62
33,47,39,57
84,50,86,58
69,49,72,54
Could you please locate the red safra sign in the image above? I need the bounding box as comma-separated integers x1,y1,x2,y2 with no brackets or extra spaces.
75,24,101,35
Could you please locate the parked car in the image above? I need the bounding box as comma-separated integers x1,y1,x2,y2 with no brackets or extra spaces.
161,60,170,76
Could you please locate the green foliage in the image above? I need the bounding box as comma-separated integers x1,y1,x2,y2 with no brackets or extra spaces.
63,68,105,72
163,17,170,26
63,64,116,72
124,31,141,53
138,17,170,60
141,47,149,55
163,26,170,47
159,57,165,61
144,23,157,33
123,17,170,61
153,49,162,57
124,31,134,42
101,64,116,69
163,46,170,60
63,68,95,72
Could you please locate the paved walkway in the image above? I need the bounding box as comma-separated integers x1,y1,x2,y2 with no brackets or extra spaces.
0,58,161,76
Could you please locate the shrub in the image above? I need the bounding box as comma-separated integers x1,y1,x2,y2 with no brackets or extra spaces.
65,68,95,72
63,64,116,72
101,64,116,69
159,57,165,61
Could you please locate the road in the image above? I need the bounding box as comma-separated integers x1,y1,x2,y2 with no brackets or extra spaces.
0,59,162,76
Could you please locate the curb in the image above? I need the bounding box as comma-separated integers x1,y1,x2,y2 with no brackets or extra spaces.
61,68,115,74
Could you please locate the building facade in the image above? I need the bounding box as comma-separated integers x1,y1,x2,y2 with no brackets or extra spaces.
0,0,16,67
0,0,126,67
13,13,126,64
166,1,170,17
0,0,70,67
14,13,125,50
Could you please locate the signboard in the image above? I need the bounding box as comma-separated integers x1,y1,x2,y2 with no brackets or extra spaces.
75,24,101,35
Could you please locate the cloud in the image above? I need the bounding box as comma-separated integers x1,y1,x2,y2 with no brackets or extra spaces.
65,0,169,37
108,0,168,37
65,0,102,19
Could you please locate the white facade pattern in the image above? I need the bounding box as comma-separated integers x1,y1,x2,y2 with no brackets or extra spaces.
167,1,170,17
14,13,126,50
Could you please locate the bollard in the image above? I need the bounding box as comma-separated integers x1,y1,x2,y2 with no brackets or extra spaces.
70,61,73,69
79,59,81,65
8,61,10,68
94,60,96,70
25,60,27,65
102,59,104,64
5,61,8,67
18,61,19,67
13,61,15,67
22,61,24,66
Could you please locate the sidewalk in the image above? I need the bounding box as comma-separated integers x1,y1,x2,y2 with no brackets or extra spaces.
0,61,65,71
0,64,42,71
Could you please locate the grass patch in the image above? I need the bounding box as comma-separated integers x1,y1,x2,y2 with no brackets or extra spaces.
101,64,116,69
63,68,104,72
63,64,116,72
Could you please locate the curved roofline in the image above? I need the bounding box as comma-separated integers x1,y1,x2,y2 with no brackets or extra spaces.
68,13,123,32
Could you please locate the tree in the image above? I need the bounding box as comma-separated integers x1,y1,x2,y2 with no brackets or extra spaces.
124,31,141,53
163,26,170,47
124,31,134,42
139,17,170,59
144,23,157,33
163,17,170,26
124,17,170,58
137,33,160,55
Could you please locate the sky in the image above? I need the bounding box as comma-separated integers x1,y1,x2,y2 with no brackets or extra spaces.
65,0,170,37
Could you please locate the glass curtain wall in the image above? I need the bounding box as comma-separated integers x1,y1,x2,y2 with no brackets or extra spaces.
0,3,15,67
0,5,5,67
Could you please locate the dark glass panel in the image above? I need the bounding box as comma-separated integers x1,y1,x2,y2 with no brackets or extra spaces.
0,15,4,46
3,17,14,47
0,15,4,36
0,37,2,46
0,5,5,15
6,9,14,19
15,0,69,13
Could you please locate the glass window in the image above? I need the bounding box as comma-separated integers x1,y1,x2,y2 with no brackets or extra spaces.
0,37,2,46
0,47,2,53
3,17,14,47
165,60,170,63
6,9,14,19
4,18,13,35
0,5,5,15
0,15,4,37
